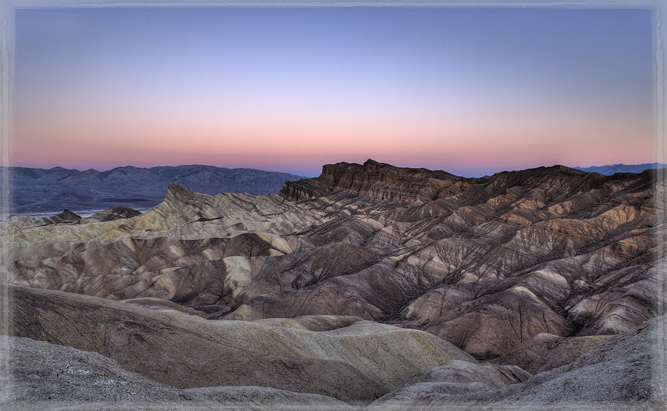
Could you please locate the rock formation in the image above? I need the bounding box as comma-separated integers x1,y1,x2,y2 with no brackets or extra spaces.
2,159,665,408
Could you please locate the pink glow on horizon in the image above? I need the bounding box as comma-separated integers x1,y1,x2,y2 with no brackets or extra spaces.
14,85,653,176
13,85,654,176
13,109,654,176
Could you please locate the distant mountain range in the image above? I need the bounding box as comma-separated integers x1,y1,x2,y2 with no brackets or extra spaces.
573,163,667,175
2,165,304,215
3,162,663,216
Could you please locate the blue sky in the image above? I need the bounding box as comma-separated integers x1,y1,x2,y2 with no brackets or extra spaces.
13,7,654,176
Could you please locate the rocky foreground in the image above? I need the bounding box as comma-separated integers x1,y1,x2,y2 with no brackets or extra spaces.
1,159,666,409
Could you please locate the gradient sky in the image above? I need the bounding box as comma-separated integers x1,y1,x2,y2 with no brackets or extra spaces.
13,7,654,177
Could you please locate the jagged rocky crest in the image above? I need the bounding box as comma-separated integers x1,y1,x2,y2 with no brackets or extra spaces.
3,159,665,407
280,159,459,202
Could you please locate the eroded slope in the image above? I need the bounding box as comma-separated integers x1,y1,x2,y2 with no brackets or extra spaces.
5,285,480,402
4,160,664,365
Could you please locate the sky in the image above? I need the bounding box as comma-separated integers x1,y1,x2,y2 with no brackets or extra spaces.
13,6,655,177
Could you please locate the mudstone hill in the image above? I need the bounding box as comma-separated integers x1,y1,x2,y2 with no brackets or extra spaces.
2,159,665,409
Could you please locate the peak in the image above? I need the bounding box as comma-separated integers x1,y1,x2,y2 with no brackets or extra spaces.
89,205,141,222
168,181,191,192
281,160,460,202
58,209,81,219
40,209,82,225
163,181,217,213
326,160,458,179
164,181,194,203
541,164,587,176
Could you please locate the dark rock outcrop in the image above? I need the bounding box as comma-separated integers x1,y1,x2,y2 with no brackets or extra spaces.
87,205,142,222
280,159,459,202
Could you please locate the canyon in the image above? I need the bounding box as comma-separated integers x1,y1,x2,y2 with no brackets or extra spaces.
1,159,665,409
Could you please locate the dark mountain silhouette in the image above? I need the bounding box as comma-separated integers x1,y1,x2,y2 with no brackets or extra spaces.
574,162,667,175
